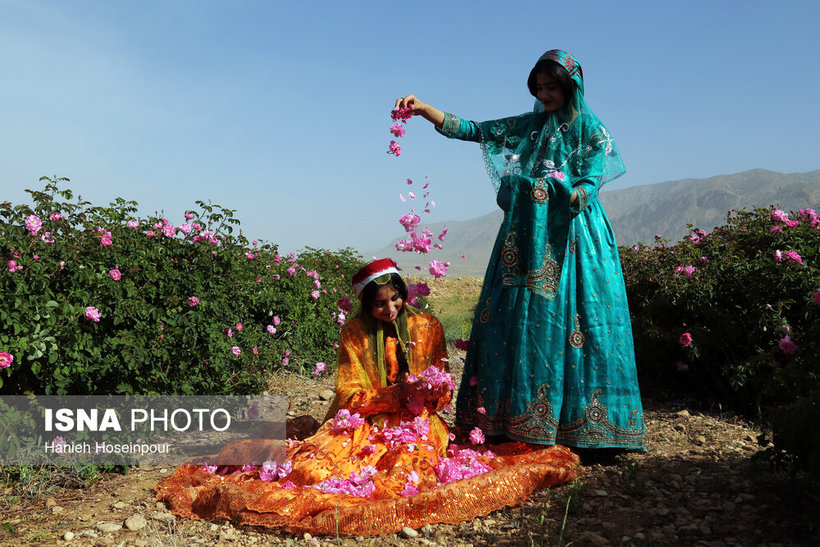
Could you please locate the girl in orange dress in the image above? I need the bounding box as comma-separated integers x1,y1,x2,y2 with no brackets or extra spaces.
156,258,581,536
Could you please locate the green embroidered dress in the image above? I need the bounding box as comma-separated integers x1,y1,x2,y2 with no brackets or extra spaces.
439,50,645,449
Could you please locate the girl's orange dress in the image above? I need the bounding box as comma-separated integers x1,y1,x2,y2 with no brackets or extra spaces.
156,311,581,536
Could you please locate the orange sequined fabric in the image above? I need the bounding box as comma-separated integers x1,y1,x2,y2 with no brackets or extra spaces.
156,312,582,536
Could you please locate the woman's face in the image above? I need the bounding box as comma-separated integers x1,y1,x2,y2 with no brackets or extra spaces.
369,284,404,322
534,72,566,112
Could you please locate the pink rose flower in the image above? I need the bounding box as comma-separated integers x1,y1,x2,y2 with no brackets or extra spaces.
8,260,20,272
428,260,449,279
84,306,102,322
236,323,243,331
109,268,121,281
230,346,241,357
49,212,62,221
24,215,42,235
0,351,13,369
126,220,140,228
100,236,112,246
399,213,421,232
184,213,194,220
679,332,693,346
469,427,485,445
188,296,199,306
391,106,413,122
311,290,320,299
389,122,406,138
547,170,565,182
267,325,276,334
388,140,401,156
774,250,783,263
771,209,789,222
312,362,327,377
784,251,803,265
778,336,797,355
252,346,258,355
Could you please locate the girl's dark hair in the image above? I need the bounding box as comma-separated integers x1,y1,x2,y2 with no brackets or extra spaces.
359,273,408,314
527,59,576,103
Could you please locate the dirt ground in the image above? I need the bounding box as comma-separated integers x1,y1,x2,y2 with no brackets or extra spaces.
2,356,818,546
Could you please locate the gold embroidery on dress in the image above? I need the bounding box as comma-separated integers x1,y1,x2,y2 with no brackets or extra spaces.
530,178,549,204
442,112,460,134
471,385,645,448
569,314,585,349
478,297,491,324
575,186,589,211
501,232,522,285
525,243,560,299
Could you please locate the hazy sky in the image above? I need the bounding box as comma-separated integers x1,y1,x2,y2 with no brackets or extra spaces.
2,0,818,255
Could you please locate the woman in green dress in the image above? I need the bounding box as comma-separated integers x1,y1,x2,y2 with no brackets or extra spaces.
395,49,646,451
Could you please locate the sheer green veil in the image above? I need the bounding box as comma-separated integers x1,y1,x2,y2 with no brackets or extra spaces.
478,49,626,195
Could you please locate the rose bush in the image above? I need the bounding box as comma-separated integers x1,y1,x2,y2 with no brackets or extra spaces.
0,177,365,396
622,205,819,475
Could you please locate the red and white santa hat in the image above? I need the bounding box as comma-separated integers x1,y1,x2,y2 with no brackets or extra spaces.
352,258,400,298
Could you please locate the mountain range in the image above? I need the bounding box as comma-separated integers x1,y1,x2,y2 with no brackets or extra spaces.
369,169,820,278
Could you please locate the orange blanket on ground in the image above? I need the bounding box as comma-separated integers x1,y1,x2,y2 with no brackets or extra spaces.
156,429,581,536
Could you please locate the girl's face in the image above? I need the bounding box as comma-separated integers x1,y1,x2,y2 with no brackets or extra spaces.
369,284,404,323
534,72,566,112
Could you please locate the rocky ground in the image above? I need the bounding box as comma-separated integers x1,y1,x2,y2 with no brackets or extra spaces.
2,360,818,546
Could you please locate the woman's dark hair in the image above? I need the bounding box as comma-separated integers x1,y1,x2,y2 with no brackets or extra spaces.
359,273,408,314
527,59,576,103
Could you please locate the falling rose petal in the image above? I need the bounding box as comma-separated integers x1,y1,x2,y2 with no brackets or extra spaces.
423,183,429,189
409,192,415,199
433,243,443,250
430,200,436,207
461,253,466,259
424,209,431,213
406,178,413,185
400,194,406,202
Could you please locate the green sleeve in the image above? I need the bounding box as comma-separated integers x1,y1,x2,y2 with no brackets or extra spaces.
569,125,612,214
435,112,482,142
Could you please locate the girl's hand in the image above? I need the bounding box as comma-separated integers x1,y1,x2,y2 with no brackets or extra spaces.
399,374,451,410
394,94,445,127
395,94,427,115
